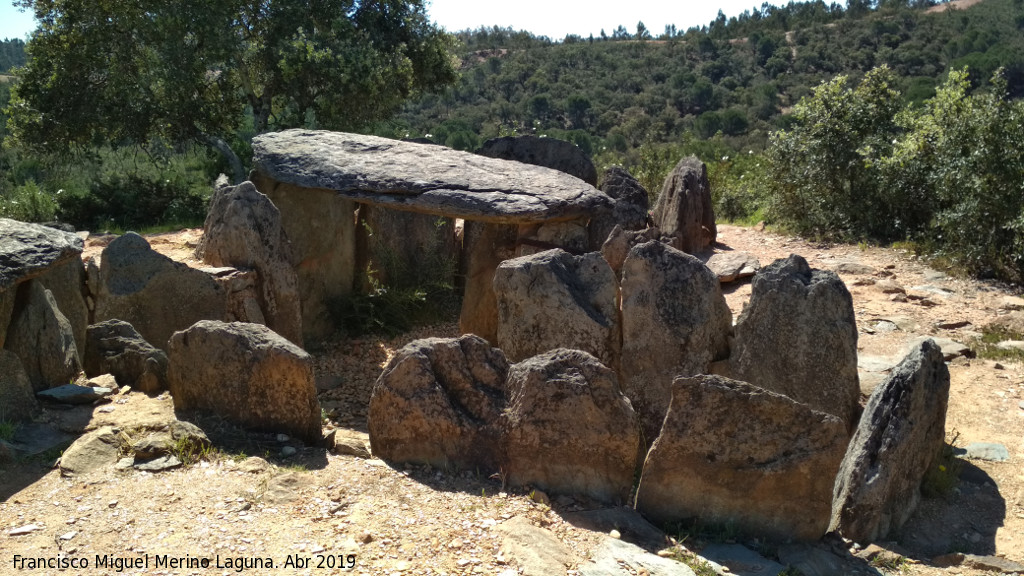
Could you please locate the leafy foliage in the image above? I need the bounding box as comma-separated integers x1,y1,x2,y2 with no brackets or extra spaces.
394,0,1024,157
8,0,457,167
765,66,1024,281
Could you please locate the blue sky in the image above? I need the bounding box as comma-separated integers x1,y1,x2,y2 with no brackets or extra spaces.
0,0,772,41
426,0,773,39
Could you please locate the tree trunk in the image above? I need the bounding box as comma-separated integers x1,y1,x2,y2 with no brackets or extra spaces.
202,134,247,184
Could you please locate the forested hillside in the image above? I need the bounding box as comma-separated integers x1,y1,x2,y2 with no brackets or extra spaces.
0,38,26,73
390,0,1024,154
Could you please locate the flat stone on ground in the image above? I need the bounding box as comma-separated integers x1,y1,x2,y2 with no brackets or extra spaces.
698,544,784,576
958,442,1010,462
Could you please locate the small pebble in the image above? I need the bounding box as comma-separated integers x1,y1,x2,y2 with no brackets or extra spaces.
281,446,297,457
609,529,621,539
276,434,290,442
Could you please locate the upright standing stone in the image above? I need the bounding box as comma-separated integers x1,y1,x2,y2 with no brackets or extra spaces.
459,222,518,344
196,181,304,346
94,233,228,351
494,249,619,366
589,166,651,249
0,350,38,421
620,241,731,443
502,349,641,504
830,339,950,544
1,218,85,349
167,321,322,443
368,335,509,470
651,156,716,254
635,375,848,542
5,280,82,391
476,135,598,186
249,174,356,344
729,255,861,429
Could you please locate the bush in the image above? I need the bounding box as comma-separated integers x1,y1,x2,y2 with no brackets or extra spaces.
0,180,57,222
764,66,1024,282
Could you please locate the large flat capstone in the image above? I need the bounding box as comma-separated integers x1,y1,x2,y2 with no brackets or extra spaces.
0,218,84,290
252,130,611,224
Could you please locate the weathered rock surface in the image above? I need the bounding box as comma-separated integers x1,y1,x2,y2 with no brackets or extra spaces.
458,222,518,343
502,349,640,504
356,204,459,291
600,226,662,279
588,167,651,250
37,382,114,404
196,181,303,346
477,135,598,186
252,130,611,224
579,537,697,576
34,257,89,355
494,516,574,576
619,241,731,442
635,375,848,542
729,255,861,429
59,426,125,476
249,174,356,344
699,544,786,576
0,217,83,291
906,335,970,361
167,321,322,443
84,320,169,394
94,233,228,350
368,335,509,470
650,156,716,254
0,350,37,421
705,251,760,283
830,339,950,543
5,280,82,391
494,249,619,365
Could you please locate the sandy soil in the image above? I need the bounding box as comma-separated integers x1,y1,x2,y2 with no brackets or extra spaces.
2,224,1022,576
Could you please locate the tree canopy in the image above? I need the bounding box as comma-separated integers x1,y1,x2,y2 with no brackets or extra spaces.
7,0,457,180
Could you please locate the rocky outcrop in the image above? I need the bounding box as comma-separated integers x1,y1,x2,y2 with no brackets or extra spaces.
650,157,716,254
503,349,640,504
494,249,619,366
368,335,509,470
248,175,356,344
58,426,125,476
589,167,651,249
195,181,303,346
93,233,229,350
619,241,732,442
252,130,611,224
5,280,82,391
167,321,322,443
1,218,86,351
635,375,848,541
84,320,169,393
476,135,598,186
830,339,951,544
458,222,519,343
729,255,861,429
600,226,663,279
705,251,760,283
0,350,37,421
0,217,83,291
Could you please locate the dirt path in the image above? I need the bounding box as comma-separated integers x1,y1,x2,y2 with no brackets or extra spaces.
2,224,1022,575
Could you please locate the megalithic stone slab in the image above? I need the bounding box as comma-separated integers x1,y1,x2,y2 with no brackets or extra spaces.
252,130,611,224
829,339,950,544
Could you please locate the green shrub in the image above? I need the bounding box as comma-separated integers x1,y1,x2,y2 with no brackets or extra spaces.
0,179,57,222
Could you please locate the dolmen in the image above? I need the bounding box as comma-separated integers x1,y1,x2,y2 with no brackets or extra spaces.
249,129,613,344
